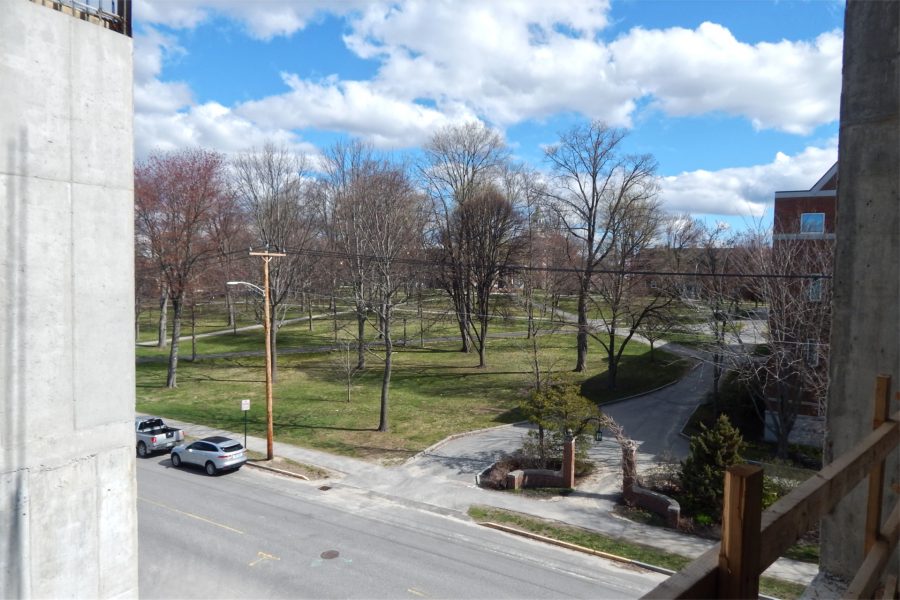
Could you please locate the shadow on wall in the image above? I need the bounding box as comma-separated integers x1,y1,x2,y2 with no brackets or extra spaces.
3,128,28,597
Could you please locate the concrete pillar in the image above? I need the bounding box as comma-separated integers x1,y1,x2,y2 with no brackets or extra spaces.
820,0,900,581
0,1,137,597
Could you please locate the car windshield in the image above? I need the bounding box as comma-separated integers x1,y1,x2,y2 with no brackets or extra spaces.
222,444,243,453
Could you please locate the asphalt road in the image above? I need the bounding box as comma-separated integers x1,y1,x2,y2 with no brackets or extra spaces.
137,456,664,599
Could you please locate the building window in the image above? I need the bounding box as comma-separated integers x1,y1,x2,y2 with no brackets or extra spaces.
804,340,819,367
800,212,825,234
807,277,823,302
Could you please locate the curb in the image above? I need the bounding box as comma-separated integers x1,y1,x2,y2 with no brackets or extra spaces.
406,421,531,464
477,522,783,600
477,521,675,576
245,461,310,481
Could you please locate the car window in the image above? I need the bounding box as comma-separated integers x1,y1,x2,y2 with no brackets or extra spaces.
186,442,199,451
195,442,216,452
222,444,243,453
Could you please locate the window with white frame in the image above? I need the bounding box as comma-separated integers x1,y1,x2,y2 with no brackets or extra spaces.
807,276,823,302
800,212,825,234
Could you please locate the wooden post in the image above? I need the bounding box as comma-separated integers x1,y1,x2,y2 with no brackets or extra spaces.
865,375,892,553
719,464,763,599
250,250,285,461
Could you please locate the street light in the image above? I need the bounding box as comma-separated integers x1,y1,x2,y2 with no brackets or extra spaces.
227,279,275,460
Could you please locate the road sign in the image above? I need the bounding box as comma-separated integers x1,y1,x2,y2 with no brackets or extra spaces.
241,399,251,411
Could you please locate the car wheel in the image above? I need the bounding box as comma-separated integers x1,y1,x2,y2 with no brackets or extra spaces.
205,461,217,476
137,442,147,458
171,453,181,467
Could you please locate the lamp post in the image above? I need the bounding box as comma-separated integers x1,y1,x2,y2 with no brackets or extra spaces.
227,272,279,460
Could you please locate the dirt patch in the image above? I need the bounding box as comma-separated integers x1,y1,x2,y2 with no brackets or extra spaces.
247,453,330,479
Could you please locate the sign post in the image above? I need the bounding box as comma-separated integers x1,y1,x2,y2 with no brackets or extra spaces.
241,399,251,449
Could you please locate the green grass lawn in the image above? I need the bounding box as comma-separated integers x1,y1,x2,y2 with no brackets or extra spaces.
137,331,687,462
468,506,806,600
137,300,573,360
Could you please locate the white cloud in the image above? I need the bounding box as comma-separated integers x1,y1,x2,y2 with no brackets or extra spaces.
135,0,368,39
133,29,193,114
130,1,843,161
609,23,843,134
134,102,316,159
236,75,480,148
659,138,839,217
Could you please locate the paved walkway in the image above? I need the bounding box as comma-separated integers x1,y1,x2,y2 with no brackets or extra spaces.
154,415,818,587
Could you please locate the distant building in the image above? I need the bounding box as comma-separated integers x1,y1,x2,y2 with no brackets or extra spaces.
765,163,837,447
774,162,838,246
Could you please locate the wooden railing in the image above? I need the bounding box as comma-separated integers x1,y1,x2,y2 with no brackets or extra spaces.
644,375,899,599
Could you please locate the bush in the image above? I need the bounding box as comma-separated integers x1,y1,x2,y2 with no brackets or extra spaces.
679,414,746,520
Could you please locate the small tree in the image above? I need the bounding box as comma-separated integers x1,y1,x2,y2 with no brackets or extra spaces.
679,414,746,520
331,341,361,403
519,384,601,468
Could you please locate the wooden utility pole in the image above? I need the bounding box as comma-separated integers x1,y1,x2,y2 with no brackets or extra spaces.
250,249,285,460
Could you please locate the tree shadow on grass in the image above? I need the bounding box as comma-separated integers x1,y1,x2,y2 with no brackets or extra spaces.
275,423,374,433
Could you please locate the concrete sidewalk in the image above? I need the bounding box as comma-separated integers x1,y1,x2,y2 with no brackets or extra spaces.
155,416,818,587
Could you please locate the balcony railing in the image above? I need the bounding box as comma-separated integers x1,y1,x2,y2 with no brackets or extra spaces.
645,375,899,599
32,0,132,37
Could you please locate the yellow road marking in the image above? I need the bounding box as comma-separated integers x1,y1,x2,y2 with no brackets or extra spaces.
249,551,280,567
407,588,427,597
138,497,244,535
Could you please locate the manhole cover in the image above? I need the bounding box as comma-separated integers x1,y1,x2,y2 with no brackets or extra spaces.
318,485,332,491
320,550,340,560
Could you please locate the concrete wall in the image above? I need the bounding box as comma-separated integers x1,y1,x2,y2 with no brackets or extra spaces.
820,0,900,582
0,1,137,597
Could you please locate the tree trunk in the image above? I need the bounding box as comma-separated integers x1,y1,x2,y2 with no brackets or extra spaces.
307,293,313,331
378,309,392,433
477,316,488,368
575,285,588,372
356,305,366,370
332,299,338,343
135,300,141,342
157,289,168,348
621,439,638,504
606,331,618,390
225,286,235,329
526,288,534,339
190,302,197,362
165,296,182,388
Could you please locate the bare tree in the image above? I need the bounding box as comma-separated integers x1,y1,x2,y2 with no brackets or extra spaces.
207,190,252,331
589,195,669,389
543,120,659,372
420,122,509,353
692,223,746,409
736,234,832,458
500,164,547,338
331,341,361,403
135,149,227,387
453,185,524,367
353,164,426,432
320,139,381,370
233,143,315,382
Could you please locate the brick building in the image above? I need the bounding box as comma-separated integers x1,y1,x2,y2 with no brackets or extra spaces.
765,162,837,447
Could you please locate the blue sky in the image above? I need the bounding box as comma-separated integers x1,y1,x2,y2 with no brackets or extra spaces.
132,0,844,230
